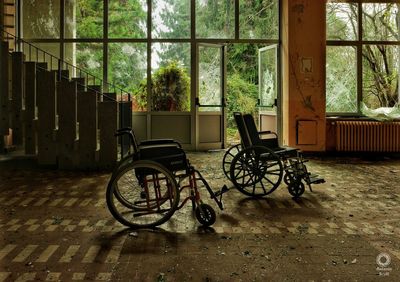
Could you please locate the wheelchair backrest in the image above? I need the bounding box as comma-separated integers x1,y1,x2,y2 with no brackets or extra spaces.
233,112,253,148
243,114,279,148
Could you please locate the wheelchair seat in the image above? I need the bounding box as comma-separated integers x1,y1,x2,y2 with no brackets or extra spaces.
115,127,189,173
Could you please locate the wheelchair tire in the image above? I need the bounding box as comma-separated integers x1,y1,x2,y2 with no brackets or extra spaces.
288,181,305,198
229,146,283,197
283,172,295,186
195,203,216,227
222,144,242,180
106,160,180,229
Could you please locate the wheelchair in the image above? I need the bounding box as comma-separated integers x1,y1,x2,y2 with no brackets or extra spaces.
222,113,325,198
106,128,224,229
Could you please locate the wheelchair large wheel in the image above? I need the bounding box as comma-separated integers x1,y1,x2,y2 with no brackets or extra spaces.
109,154,137,209
229,146,283,197
222,144,242,180
106,160,180,229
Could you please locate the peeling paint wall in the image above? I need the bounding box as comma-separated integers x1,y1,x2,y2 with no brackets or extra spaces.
282,0,326,151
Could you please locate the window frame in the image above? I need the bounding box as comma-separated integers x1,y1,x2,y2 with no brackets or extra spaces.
16,0,281,113
326,0,400,117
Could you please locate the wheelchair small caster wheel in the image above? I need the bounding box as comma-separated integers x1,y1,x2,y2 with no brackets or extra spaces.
288,181,305,198
195,204,216,227
284,173,293,185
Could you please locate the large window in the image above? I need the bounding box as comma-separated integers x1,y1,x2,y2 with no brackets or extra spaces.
20,0,279,112
326,1,400,114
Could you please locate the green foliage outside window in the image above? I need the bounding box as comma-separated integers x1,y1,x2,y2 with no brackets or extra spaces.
151,62,190,111
135,62,190,112
227,74,258,128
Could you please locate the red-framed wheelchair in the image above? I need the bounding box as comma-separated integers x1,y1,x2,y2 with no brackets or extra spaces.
106,128,225,229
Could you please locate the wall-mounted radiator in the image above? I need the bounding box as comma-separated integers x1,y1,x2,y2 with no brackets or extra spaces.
336,121,400,152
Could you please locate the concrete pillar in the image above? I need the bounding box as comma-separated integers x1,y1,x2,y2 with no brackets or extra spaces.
57,80,78,169
0,41,10,151
282,0,326,151
37,67,57,165
98,101,118,169
77,89,97,169
11,52,24,145
24,62,37,154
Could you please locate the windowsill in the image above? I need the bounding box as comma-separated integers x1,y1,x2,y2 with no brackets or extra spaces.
326,116,400,122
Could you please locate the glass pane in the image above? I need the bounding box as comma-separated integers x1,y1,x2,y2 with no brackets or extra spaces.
198,45,222,112
326,46,357,113
64,43,103,85
151,43,191,111
259,46,277,108
326,1,358,41
362,3,400,41
109,43,147,111
152,0,190,38
239,0,278,39
196,0,234,39
109,0,147,38
362,45,399,109
22,0,60,39
65,0,103,38
22,43,60,70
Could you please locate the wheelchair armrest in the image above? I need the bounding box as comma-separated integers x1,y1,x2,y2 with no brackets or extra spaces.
116,127,133,133
139,139,182,148
258,130,278,137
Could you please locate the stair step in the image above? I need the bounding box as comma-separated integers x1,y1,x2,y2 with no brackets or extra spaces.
72,77,86,92
103,92,117,102
36,62,48,71
87,85,102,101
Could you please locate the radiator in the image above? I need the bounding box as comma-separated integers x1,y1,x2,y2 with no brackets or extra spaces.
336,121,400,152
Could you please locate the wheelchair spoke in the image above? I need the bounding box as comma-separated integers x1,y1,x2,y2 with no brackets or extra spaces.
260,180,267,194
262,175,275,186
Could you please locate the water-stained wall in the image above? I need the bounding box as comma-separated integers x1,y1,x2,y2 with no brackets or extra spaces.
282,0,326,151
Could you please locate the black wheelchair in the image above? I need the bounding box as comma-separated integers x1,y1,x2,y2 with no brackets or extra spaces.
222,112,325,198
106,128,224,229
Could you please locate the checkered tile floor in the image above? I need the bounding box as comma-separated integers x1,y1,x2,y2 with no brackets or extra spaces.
0,152,399,281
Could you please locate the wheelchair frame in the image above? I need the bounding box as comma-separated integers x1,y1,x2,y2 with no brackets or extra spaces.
106,128,224,229
221,113,325,198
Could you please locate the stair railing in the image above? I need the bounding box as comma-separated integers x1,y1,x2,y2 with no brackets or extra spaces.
1,29,131,103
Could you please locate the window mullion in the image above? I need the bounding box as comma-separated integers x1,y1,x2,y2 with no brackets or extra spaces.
357,1,362,115
235,0,239,40
147,0,152,112
103,0,109,92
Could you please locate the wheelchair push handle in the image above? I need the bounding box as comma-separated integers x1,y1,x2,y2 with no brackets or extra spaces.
114,127,138,152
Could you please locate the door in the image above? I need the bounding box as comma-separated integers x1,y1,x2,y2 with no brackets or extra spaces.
258,44,279,135
196,43,227,150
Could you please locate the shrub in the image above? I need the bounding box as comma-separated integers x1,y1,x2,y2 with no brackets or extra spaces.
151,62,190,111
227,74,258,128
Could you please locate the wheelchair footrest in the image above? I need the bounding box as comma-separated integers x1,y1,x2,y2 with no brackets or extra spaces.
308,174,325,185
213,185,230,198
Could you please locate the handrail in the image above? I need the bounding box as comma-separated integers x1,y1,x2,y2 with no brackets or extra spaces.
1,29,131,103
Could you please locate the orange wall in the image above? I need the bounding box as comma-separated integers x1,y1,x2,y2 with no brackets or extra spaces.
282,0,326,152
